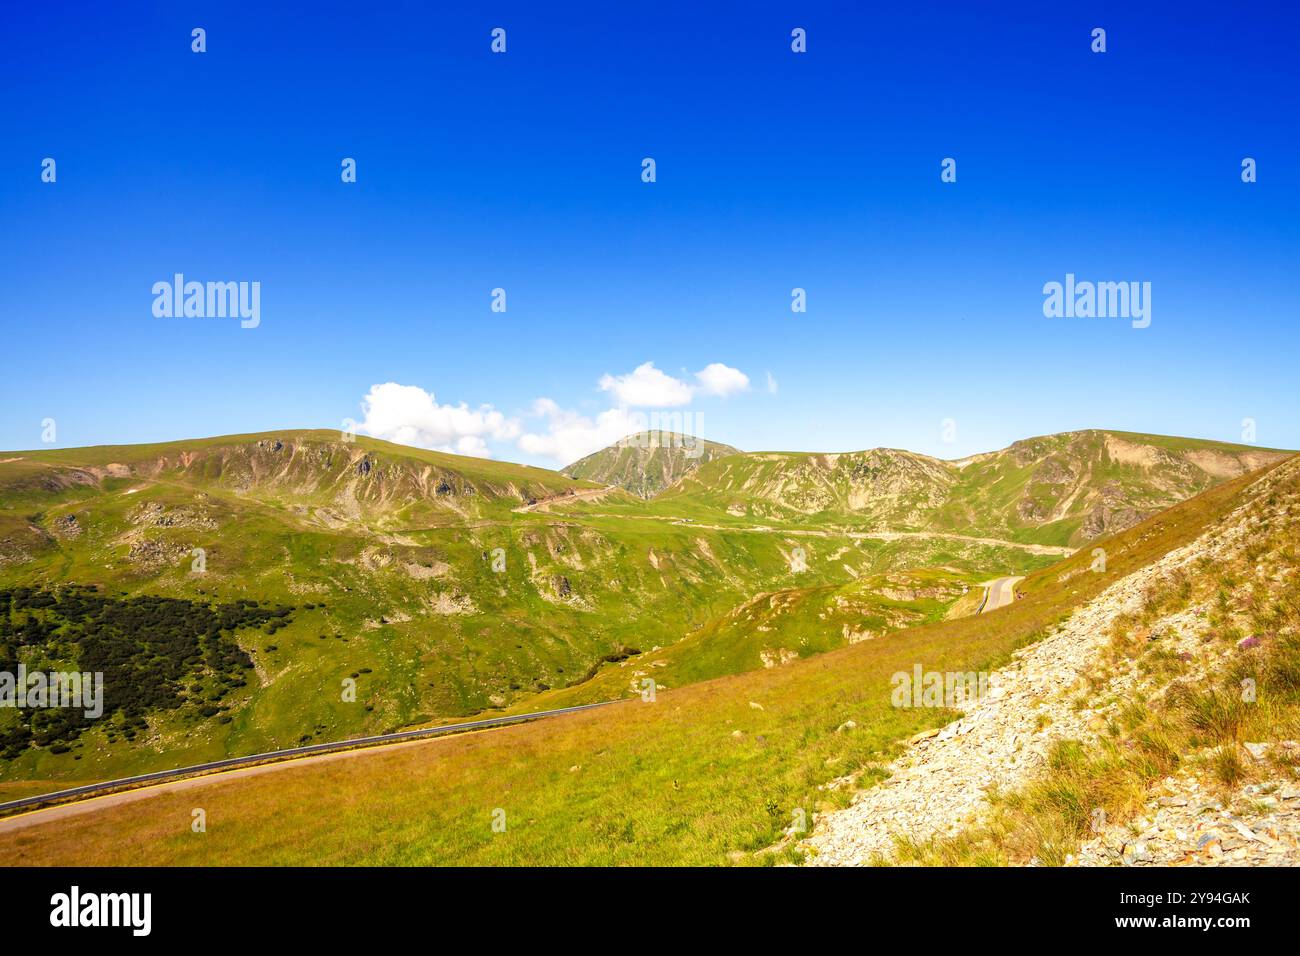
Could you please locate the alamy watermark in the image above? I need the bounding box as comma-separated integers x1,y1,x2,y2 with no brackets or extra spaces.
892,664,989,708
152,274,260,328
0,666,103,718
50,886,150,936
1043,273,1150,329
617,410,707,458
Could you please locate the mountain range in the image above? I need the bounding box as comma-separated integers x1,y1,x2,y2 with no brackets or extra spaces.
0,427,1288,795
4,434,1295,866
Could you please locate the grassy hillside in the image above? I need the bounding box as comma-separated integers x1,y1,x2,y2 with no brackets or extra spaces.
2,455,1285,865
652,430,1288,546
0,430,1043,790
503,556,1055,715
562,431,740,498
0,427,1279,797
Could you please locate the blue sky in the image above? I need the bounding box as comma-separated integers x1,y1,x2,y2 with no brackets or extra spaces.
2,1,1297,465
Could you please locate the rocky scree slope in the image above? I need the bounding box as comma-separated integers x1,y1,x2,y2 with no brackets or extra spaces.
803,454,1300,866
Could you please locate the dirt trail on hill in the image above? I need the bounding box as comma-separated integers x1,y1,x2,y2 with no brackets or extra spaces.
512,487,619,513
567,512,1075,556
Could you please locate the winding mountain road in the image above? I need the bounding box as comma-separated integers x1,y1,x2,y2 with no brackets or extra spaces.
0,701,619,832
978,576,1024,613
562,513,1075,557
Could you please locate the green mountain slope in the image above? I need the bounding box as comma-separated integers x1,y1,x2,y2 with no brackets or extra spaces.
0,427,1284,793
0,430,1037,789
654,430,1289,546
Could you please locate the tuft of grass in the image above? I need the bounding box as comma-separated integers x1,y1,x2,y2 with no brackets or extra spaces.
1174,686,1246,745
1210,745,1246,788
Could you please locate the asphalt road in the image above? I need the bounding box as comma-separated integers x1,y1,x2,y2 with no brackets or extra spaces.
978,575,1025,614
0,700,619,827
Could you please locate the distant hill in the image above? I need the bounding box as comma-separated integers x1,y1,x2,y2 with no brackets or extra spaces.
562,431,740,498
0,429,587,520
654,430,1291,546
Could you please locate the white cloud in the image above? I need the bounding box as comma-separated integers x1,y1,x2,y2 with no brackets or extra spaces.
359,360,752,465
517,402,646,465
695,362,750,397
597,360,750,407
598,362,695,407
358,382,519,458
765,370,779,394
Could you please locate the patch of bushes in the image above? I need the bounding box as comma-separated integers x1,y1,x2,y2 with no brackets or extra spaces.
0,584,295,758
